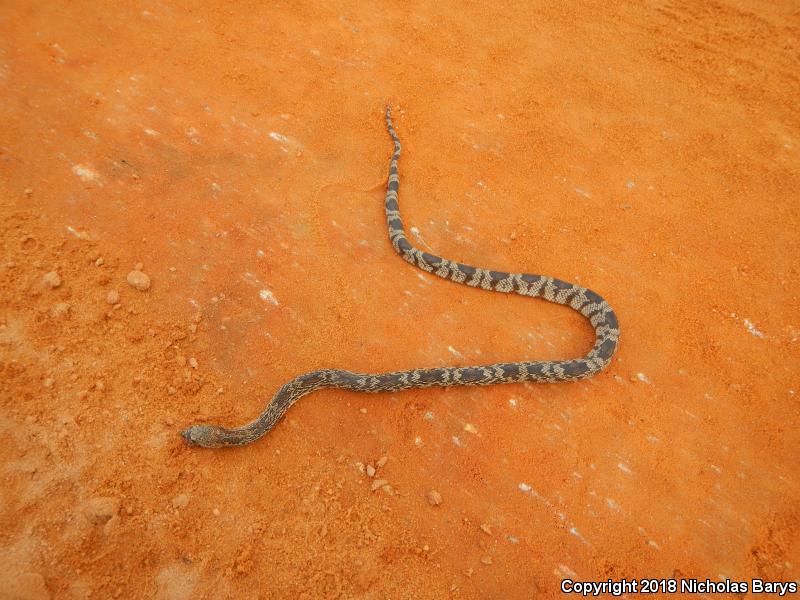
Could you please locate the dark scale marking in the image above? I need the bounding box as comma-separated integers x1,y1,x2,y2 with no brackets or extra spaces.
182,106,620,448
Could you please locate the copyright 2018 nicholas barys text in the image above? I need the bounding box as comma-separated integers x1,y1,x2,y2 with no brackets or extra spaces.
561,578,797,596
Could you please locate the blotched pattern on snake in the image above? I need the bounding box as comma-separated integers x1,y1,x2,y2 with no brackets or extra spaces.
182,108,620,448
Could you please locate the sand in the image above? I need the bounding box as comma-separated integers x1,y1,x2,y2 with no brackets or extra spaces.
1,1,798,598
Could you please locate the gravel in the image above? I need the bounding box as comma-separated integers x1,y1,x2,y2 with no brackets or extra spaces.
42,271,61,288
171,494,190,509
371,479,389,492
85,497,120,524
126,270,151,291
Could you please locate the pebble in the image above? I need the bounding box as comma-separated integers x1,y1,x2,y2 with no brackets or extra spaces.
426,490,443,506
171,494,190,509
376,456,388,468
188,357,198,369
134,262,144,271
126,270,151,291
106,290,120,304
370,479,389,492
49,302,70,318
95,257,104,266
43,377,54,388
366,464,376,477
359,407,367,414
480,556,493,565
480,523,493,535
42,271,61,288
464,423,478,434
213,508,220,516
85,497,120,524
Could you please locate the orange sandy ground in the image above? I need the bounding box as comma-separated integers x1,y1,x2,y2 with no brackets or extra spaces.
1,1,799,598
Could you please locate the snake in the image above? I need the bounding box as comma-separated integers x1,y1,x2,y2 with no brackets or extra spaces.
181,107,620,448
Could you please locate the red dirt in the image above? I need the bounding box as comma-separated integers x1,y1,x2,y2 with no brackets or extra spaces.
1,1,799,598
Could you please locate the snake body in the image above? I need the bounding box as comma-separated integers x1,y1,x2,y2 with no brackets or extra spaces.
181,108,620,448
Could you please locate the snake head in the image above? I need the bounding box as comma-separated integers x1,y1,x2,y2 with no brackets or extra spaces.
181,425,226,448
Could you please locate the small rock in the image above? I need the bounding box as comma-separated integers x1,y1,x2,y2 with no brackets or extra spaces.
85,497,120,524
49,302,70,318
480,556,493,565
106,290,120,304
359,407,367,414
95,380,105,392
126,270,151,291
212,508,220,516
480,523,493,535
366,464,376,477
95,257,104,266
188,357,198,369
376,456,388,468
24,188,33,195
171,494,190,509
426,490,442,506
134,262,144,271
371,479,389,492
464,423,478,434
43,378,54,388
42,271,61,288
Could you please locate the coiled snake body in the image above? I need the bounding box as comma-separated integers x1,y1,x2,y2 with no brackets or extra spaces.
182,108,620,448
